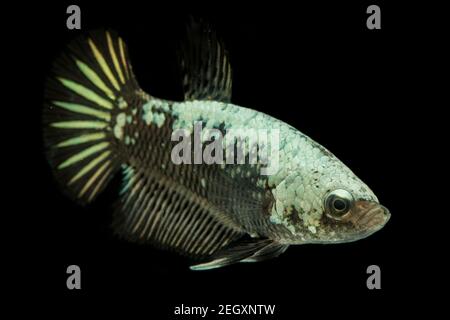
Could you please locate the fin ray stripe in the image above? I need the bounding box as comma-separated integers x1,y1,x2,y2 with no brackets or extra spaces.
75,59,116,100
160,197,185,244
50,121,107,129
78,160,111,197
88,38,120,91
118,37,129,79
56,132,106,148
53,101,111,121
57,77,113,110
58,142,109,169
69,150,111,185
89,167,113,201
106,32,125,84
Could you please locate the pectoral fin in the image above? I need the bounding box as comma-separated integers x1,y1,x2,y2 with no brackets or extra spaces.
241,243,289,263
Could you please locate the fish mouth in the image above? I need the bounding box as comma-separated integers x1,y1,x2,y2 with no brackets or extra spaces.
345,200,390,239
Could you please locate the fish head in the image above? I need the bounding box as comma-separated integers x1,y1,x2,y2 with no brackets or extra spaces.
315,187,391,243
270,151,390,244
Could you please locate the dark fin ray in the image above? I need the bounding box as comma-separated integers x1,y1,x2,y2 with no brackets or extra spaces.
113,166,245,257
190,239,276,270
44,29,143,204
179,18,232,102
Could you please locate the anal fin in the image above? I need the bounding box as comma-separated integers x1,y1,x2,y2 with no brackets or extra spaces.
113,166,244,258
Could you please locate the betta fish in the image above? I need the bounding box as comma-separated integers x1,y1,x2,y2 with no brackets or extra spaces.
43,21,390,270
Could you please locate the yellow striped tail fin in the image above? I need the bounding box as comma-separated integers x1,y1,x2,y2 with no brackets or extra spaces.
43,30,142,204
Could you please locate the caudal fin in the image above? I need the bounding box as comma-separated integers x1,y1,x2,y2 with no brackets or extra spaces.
44,30,142,204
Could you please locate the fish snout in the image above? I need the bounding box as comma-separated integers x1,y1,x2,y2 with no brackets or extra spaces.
347,201,390,234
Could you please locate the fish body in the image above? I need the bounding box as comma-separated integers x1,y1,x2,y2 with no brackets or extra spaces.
43,24,390,270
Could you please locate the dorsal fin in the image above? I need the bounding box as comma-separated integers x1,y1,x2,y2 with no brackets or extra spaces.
180,18,232,102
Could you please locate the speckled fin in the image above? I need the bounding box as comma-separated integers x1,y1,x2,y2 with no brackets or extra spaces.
113,166,244,258
43,29,142,204
190,239,284,270
180,18,232,102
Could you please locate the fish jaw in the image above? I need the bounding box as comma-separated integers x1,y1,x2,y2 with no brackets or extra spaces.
340,200,391,241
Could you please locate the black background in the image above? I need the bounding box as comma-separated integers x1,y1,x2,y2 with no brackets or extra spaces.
7,1,443,317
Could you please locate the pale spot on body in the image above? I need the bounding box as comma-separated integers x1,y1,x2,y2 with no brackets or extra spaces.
114,112,127,140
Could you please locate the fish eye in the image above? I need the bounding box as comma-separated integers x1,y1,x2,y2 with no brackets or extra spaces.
325,189,354,219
